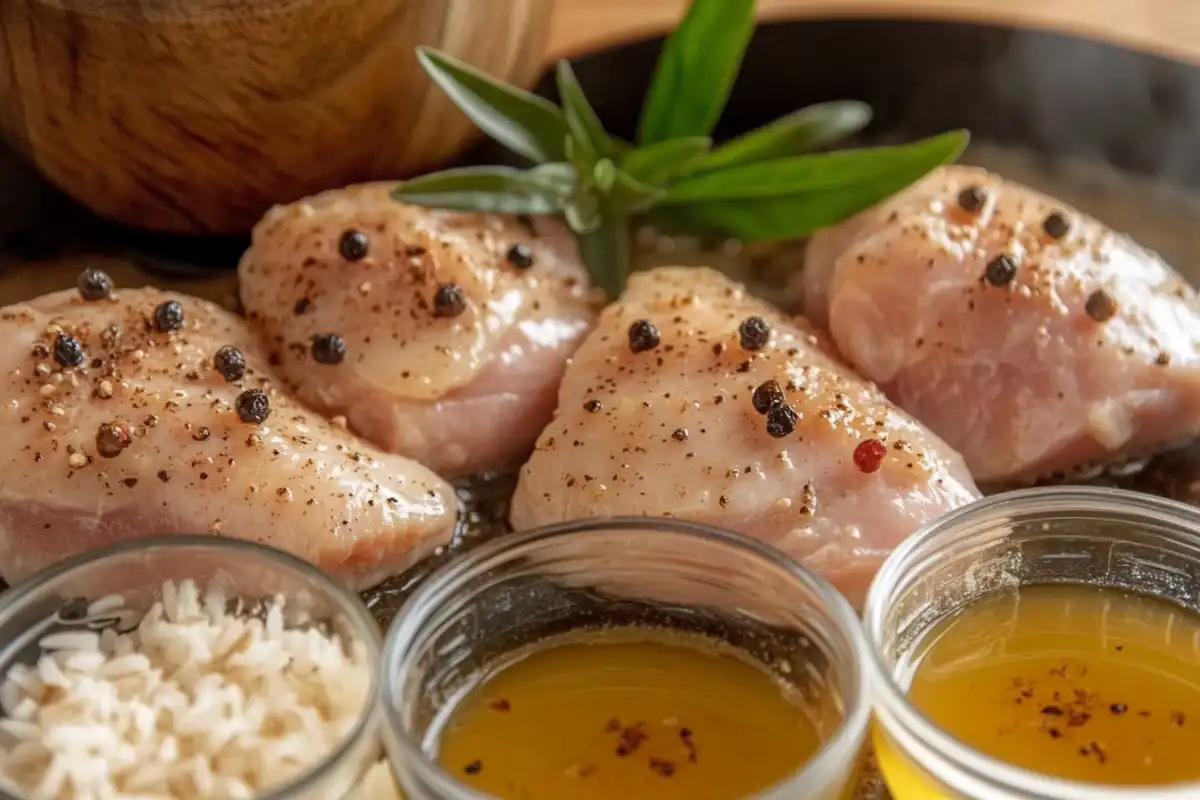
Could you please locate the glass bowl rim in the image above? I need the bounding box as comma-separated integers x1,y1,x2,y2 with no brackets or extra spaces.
0,534,383,800
864,485,1200,799
380,515,871,799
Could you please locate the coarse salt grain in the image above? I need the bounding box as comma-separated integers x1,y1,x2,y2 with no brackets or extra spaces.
0,579,371,800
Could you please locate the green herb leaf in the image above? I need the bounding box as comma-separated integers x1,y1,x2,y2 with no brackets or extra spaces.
392,164,575,214
661,130,968,203
636,0,756,145
609,167,667,213
416,47,568,163
557,60,615,160
620,137,712,186
649,141,963,241
688,101,872,173
563,186,603,234
578,205,630,299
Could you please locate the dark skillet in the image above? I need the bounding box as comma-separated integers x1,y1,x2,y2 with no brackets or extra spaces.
2,17,1200,612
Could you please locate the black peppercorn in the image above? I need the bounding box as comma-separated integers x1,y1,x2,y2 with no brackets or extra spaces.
53,332,85,368
739,316,771,351
583,399,602,413
957,185,987,213
672,428,688,442
1042,211,1071,240
96,422,131,458
153,300,185,332
76,268,113,301
433,283,467,318
311,333,347,365
235,389,271,424
984,254,1018,287
506,243,534,269
752,380,785,414
339,229,370,261
628,320,661,354
1084,289,1117,322
213,346,247,382
765,404,799,438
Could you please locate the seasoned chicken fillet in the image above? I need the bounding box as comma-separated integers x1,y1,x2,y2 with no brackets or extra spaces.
804,165,1200,483
0,286,456,589
510,267,980,605
238,184,595,478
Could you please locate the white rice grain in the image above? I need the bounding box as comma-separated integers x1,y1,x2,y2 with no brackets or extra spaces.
0,580,371,800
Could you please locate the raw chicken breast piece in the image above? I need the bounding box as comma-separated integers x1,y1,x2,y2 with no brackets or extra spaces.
0,285,456,590
239,184,595,478
805,165,1200,483
509,267,980,605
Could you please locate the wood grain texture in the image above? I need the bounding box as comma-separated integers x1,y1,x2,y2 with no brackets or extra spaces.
0,0,555,235
548,0,1200,65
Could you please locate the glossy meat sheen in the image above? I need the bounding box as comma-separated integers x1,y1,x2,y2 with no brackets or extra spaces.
805,165,1200,483
0,287,456,589
509,267,980,605
238,184,594,477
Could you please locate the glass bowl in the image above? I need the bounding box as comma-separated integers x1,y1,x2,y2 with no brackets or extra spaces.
865,486,1200,800
0,535,383,800
380,517,870,799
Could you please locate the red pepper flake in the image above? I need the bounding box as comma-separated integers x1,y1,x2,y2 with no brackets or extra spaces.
853,439,887,473
649,757,676,777
1109,703,1127,715
1171,711,1187,727
463,760,483,775
490,698,511,712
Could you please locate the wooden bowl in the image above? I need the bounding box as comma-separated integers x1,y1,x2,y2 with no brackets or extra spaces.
0,0,556,235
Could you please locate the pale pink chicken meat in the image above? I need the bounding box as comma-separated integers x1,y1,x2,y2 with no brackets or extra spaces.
509,267,980,605
238,184,595,478
804,165,1200,483
0,285,456,589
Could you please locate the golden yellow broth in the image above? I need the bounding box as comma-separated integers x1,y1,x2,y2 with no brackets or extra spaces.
878,584,1200,797
435,628,822,800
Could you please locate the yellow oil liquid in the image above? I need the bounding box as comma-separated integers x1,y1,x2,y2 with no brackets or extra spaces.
434,628,824,800
877,584,1200,798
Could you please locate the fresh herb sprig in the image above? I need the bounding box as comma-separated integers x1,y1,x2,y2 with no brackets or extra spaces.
393,0,968,297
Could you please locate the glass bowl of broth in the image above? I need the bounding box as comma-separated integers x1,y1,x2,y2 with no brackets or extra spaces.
865,486,1200,799
380,517,870,800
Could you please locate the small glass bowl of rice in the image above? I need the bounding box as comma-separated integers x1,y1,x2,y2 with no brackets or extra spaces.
0,535,382,800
